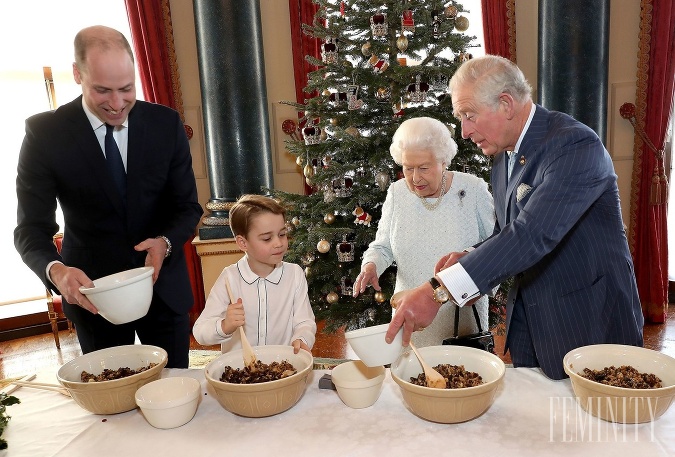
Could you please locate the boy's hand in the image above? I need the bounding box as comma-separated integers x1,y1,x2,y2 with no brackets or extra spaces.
292,339,310,354
221,298,245,336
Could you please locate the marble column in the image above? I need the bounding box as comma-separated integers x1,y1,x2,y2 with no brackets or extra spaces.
538,0,610,144
193,0,274,239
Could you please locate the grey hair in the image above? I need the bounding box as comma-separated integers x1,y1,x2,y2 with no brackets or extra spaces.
389,117,457,165
449,55,532,110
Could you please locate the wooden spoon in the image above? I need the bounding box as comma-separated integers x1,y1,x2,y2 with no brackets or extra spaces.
224,278,257,370
11,380,72,397
409,342,447,389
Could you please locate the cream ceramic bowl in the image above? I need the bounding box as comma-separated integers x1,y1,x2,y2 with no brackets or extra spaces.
79,267,154,325
135,377,201,429
331,360,385,409
57,345,168,415
563,344,675,423
390,345,505,423
344,323,403,367
204,345,313,418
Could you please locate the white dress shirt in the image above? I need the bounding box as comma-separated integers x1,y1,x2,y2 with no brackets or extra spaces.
192,256,317,353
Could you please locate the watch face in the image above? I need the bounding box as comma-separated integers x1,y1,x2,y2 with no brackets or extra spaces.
434,287,450,303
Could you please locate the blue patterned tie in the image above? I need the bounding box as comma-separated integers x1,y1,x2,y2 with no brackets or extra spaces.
507,151,517,181
105,124,126,201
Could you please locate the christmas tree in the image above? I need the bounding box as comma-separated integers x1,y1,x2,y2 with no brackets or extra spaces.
271,0,503,333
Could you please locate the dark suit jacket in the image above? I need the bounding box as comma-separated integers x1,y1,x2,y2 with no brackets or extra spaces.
459,104,644,379
15,96,203,315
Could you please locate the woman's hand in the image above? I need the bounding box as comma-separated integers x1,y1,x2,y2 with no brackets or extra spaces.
221,298,245,336
352,262,380,297
434,251,467,274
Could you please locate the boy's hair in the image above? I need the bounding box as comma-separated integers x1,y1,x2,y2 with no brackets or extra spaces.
229,194,286,237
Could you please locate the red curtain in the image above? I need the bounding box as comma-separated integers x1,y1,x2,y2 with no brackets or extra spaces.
289,0,322,195
481,0,516,61
125,0,205,321
628,0,675,323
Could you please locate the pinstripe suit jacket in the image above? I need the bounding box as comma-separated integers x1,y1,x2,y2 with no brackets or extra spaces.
459,104,644,379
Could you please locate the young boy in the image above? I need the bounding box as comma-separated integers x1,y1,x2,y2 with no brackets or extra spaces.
193,194,316,354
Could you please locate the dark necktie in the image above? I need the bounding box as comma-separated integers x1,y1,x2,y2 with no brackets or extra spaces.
105,124,126,201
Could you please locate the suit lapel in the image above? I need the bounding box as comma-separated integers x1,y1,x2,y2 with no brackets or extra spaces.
64,98,126,217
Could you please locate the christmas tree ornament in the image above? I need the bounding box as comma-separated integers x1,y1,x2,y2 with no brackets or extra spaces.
431,74,449,92
340,276,354,296
303,163,314,179
324,213,336,224
302,123,322,145
320,129,328,142
374,291,386,303
301,252,315,266
332,176,354,198
407,75,430,103
291,216,301,227
337,235,355,262
304,266,311,277
321,37,338,64
401,10,415,32
317,239,331,253
432,10,443,39
445,5,458,18
370,11,387,37
361,41,372,57
295,155,304,167
375,171,390,190
393,102,405,118
329,91,348,106
330,118,339,126
345,126,360,137
455,15,469,32
353,206,372,226
369,54,389,73
326,291,339,304
323,187,337,203
322,155,332,168
375,86,391,103
281,118,300,141
456,52,473,63
346,84,364,110
396,34,409,52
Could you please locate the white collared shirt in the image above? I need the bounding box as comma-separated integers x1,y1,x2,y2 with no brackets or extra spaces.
438,102,536,306
81,98,129,170
192,256,317,353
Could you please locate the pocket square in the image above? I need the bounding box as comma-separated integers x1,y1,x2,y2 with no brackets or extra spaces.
517,183,533,202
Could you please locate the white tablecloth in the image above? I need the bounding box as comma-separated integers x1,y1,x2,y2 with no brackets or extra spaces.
2,367,674,457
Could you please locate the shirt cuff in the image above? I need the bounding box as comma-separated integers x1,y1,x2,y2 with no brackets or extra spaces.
46,260,64,286
436,263,480,307
215,319,233,339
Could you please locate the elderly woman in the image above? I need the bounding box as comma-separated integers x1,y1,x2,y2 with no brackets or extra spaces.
353,117,495,347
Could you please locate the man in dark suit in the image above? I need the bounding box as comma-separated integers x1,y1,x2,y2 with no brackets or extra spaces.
14,25,203,368
386,55,644,379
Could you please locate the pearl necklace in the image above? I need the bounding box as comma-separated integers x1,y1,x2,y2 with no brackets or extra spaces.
416,172,447,211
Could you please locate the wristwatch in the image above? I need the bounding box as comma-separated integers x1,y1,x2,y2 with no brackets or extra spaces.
429,277,451,304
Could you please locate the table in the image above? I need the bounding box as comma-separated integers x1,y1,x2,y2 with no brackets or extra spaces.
2,367,674,456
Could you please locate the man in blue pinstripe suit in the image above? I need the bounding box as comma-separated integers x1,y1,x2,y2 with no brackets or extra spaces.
386,55,644,380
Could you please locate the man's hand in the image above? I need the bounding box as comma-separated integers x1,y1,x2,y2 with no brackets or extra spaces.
134,237,167,282
434,251,468,274
385,282,442,346
49,263,98,314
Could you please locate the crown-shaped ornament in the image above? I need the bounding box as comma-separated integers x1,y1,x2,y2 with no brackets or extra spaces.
337,235,355,263
340,276,354,296
431,74,449,92
407,75,430,103
331,176,353,198
370,12,387,37
302,123,322,146
321,37,338,64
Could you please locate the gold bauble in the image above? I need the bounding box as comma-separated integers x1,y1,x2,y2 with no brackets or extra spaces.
330,118,339,126
296,155,304,167
374,291,386,303
396,35,409,52
345,126,360,137
361,41,372,56
306,176,313,186
445,5,458,18
317,239,331,253
455,15,470,32
322,89,331,96
326,292,339,304
291,216,301,227
324,213,336,224
303,164,314,178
